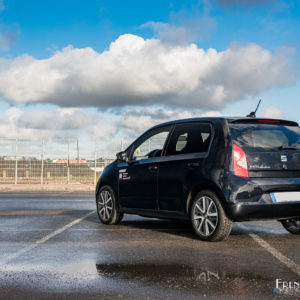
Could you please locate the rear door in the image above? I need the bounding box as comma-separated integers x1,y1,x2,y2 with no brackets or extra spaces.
229,121,300,177
157,122,213,211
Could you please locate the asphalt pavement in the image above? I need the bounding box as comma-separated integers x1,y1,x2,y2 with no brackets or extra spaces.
0,191,299,299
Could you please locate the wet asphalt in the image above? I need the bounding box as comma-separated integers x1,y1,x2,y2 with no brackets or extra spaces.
0,192,299,300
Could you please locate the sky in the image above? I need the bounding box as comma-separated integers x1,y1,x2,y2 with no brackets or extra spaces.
0,0,300,157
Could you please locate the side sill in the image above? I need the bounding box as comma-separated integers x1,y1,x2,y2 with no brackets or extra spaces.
120,208,189,220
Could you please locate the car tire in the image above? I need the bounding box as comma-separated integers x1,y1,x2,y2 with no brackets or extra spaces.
96,185,123,225
190,190,232,242
280,218,300,234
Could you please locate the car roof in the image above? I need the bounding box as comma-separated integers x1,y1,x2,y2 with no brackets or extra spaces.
123,116,299,151
149,116,299,130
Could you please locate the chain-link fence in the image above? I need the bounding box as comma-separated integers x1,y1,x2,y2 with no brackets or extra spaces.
0,138,117,185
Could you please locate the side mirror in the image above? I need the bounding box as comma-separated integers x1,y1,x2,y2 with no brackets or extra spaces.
116,150,129,162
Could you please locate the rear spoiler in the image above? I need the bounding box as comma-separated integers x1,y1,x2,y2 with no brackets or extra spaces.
229,118,299,127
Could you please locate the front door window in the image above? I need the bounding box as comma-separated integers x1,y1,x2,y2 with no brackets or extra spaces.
132,129,171,161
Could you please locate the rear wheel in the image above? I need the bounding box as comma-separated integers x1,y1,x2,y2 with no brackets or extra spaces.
281,218,300,234
190,190,232,242
97,185,123,225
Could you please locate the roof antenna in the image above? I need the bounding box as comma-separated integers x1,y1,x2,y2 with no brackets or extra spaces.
247,99,261,118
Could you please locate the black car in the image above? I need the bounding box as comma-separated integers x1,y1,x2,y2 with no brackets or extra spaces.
95,117,300,241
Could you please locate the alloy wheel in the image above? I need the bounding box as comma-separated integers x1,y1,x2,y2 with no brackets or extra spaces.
193,196,219,237
98,190,113,221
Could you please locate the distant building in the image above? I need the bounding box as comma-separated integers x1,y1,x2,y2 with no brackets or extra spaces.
52,159,87,163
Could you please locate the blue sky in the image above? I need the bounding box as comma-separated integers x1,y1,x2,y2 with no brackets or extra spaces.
0,0,300,156
3,1,300,58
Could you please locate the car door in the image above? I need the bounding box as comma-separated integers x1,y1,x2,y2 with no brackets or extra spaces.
157,122,213,212
118,125,172,210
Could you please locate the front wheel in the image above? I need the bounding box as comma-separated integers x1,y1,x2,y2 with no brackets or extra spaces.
281,218,300,234
96,185,123,225
190,190,232,242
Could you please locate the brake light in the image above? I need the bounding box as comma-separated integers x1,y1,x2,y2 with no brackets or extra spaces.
233,144,249,178
258,119,280,124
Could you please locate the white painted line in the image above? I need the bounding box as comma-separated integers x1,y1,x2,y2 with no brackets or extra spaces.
249,233,300,276
239,224,300,276
0,210,96,265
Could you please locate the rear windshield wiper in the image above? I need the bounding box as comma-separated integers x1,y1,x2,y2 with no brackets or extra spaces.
278,145,299,150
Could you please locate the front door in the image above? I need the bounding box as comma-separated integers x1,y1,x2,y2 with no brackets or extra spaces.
118,126,172,210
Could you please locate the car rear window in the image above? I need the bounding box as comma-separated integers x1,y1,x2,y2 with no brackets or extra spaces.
229,124,300,151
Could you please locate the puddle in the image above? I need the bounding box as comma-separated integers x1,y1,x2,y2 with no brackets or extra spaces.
0,262,298,298
61,262,98,278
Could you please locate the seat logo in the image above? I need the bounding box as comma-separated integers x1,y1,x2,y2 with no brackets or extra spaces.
281,155,287,162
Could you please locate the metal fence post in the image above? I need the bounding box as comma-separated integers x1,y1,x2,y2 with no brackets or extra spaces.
94,146,97,185
67,138,70,184
77,138,80,181
40,138,44,184
15,138,18,184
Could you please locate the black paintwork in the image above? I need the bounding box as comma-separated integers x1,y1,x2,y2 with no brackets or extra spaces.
96,117,300,222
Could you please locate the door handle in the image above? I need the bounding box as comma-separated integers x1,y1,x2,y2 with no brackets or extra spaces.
148,165,158,172
187,162,200,169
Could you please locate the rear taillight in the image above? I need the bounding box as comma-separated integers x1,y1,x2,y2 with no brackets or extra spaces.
233,144,249,178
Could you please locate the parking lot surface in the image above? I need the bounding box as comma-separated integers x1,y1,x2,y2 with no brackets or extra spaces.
0,191,299,299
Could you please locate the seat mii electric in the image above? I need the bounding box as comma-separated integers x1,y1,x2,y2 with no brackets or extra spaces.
96,117,300,241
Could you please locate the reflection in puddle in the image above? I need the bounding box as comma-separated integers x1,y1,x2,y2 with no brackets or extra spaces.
0,262,286,298
96,263,221,287
95,263,276,298
196,270,220,281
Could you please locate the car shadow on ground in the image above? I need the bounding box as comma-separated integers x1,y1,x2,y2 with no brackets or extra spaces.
121,217,198,238
85,213,293,240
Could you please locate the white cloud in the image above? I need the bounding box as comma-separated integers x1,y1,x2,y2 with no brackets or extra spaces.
0,28,16,51
142,22,196,45
117,107,221,137
17,107,95,131
142,17,215,45
0,34,296,109
0,1,18,51
0,106,122,159
0,0,4,12
0,107,100,140
0,104,223,146
260,105,284,119
215,0,272,8
92,124,117,142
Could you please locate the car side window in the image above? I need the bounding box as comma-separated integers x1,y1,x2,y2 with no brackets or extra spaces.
132,127,172,161
165,123,212,156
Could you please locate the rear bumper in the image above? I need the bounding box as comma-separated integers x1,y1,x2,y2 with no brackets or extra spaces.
227,176,300,220
229,202,300,221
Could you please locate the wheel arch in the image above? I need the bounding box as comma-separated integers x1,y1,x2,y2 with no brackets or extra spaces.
95,180,106,199
186,182,230,217
95,179,120,207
